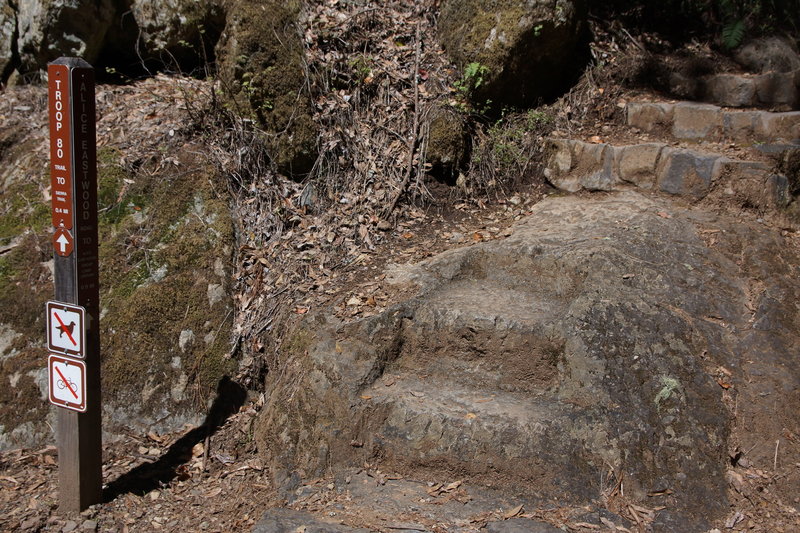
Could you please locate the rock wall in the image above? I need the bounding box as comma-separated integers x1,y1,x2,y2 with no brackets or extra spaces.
129,0,226,72
0,0,226,83
16,0,116,80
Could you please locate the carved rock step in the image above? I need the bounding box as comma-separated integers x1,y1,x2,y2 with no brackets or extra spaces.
544,138,792,208
668,70,800,109
626,101,800,142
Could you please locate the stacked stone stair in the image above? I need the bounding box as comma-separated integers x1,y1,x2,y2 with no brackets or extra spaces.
544,100,799,210
671,69,800,109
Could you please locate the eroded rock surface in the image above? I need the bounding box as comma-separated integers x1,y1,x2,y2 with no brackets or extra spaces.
256,191,800,530
16,0,115,78
130,0,225,71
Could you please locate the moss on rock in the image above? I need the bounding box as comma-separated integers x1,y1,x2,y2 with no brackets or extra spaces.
216,0,317,177
438,0,589,110
426,107,470,183
97,146,237,414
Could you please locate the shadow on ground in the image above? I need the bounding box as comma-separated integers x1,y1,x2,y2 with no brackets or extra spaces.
103,376,247,502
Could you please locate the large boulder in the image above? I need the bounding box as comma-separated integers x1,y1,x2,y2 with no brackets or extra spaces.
0,3,15,82
255,191,800,530
0,83,238,449
16,0,115,79
216,0,317,178
130,0,226,72
438,0,589,109
735,36,800,74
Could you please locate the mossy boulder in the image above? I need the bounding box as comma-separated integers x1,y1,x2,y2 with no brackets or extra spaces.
96,146,237,435
130,0,226,72
438,0,589,110
734,36,800,74
0,137,238,448
425,106,469,183
0,126,58,449
16,0,115,79
216,0,317,178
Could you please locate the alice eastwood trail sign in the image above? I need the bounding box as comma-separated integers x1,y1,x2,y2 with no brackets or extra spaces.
46,57,102,512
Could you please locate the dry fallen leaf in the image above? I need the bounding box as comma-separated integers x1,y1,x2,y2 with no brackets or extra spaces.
192,443,204,458
205,487,223,498
443,480,462,492
503,504,523,519
717,378,732,389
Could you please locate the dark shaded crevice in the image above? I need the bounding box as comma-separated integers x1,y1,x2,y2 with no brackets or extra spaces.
94,3,147,83
102,376,247,501
95,0,226,84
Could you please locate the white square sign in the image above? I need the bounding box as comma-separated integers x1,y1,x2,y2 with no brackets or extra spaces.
46,301,85,358
48,355,87,412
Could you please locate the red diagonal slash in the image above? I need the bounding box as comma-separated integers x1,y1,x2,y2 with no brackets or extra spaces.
53,311,77,346
54,365,78,400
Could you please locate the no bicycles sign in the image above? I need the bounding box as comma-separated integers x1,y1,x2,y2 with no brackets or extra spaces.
48,354,87,412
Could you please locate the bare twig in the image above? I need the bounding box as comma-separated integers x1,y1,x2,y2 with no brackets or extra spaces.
773,439,780,471
384,20,422,218
620,27,647,53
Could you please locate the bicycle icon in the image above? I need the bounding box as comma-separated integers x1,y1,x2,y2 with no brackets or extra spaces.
57,377,77,391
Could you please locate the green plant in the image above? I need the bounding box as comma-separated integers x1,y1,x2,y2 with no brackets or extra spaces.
654,376,682,409
455,62,489,96
463,107,555,196
452,62,492,114
348,55,373,83
721,19,746,49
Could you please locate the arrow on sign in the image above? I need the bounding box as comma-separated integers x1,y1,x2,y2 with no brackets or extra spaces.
52,227,73,257
56,233,70,253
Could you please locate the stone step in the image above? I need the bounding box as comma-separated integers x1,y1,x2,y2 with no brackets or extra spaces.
626,101,800,143
360,373,594,500
255,470,580,532
667,69,800,109
543,138,792,208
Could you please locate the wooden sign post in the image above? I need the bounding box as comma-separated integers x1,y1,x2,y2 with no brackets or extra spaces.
47,57,102,512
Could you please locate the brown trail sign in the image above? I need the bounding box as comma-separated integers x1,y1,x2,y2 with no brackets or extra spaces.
47,57,102,512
